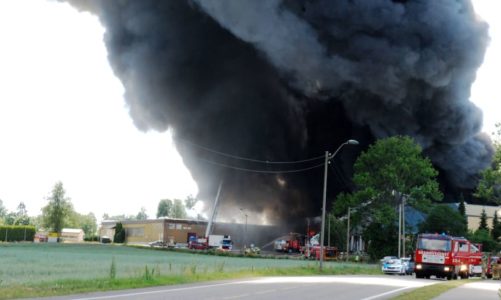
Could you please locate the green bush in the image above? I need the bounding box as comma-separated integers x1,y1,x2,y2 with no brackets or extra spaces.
0,225,36,242
84,235,99,242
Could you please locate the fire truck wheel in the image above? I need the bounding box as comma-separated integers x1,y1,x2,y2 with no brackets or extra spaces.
446,274,452,280
415,273,424,279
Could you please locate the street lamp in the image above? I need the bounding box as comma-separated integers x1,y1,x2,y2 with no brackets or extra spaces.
320,139,359,271
239,208,248,251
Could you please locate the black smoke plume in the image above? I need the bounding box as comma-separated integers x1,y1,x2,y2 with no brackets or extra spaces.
66,0,493,224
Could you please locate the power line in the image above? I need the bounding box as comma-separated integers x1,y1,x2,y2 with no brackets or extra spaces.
174,137,324,164
197,157,325,174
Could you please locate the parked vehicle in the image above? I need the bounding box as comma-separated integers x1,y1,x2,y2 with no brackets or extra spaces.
274,233,304,253
414,233,482,280
401,257,415,275
148,240,167,247
188,238,209,250
100,236,111,244
382,258,406,275
188,235,232,251
301,233,339,260
305,245,339,261
380,256,398,264
218,236,233,251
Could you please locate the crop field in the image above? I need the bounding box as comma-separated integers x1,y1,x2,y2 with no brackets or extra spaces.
0,243,379,286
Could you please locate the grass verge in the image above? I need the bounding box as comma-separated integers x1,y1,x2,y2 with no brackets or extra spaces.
390,279,473,300
0,264,381,299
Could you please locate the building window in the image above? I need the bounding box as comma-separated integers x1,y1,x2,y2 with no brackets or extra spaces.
176,224,182,230
168,223,175,230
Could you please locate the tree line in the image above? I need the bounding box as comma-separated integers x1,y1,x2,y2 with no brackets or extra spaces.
328,128,501,259
0,182,97,238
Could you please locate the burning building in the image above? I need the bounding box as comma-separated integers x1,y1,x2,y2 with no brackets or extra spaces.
66,0,493,225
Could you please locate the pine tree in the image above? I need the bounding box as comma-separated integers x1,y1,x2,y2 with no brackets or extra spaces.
458,194,467,231
458,194,466,216
492,211,501,241
479,208,489,231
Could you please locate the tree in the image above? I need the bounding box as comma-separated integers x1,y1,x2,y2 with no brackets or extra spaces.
479,208,489,231
475,123,501,204
419,205,467,236
42,181,73,234
468,229,498,252
353,136,442,209
15,202,30,225
67,212,97,238
333,136,443,259
0,199,7,220
492,211,501,241
185,195,198,210
157,199,173,218
171,199,187,219
458,193,467,228
136,207,148,220
327,214,347,251
113,222,125,243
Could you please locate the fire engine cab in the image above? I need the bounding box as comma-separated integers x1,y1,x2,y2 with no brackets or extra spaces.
414,233,482,280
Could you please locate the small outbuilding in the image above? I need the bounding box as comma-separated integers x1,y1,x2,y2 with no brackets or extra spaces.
61,228,85,243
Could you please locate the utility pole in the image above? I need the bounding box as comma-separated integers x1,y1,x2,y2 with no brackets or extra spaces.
328,214,331,247
346,207,351,261
319,140,359,272
398,200,402,258
319,151,329,272
402,196,406,258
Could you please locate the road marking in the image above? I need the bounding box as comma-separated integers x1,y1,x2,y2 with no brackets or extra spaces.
72,280,253,300
359,286,413,300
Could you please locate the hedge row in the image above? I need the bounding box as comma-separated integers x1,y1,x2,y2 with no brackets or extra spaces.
0,225,36,242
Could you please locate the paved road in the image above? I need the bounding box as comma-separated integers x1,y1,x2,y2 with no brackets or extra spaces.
42,276,435,300
433,280,500,300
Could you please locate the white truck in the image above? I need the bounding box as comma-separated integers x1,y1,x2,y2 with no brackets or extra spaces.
208,234,232,250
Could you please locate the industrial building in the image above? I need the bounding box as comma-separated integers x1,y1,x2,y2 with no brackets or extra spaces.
99,217,285,248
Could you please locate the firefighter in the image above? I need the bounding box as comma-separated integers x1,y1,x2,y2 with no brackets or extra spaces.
493,257,501,280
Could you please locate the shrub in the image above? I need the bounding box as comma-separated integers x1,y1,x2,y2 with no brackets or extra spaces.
0,225,36,242
84,235,99,242
113,222,125,244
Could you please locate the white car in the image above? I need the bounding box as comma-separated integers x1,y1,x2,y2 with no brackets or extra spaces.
382,258,406,275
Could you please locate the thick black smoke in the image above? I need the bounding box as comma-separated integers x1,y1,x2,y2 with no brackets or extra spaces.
66,0,493,223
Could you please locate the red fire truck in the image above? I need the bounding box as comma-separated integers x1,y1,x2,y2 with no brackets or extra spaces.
414,233,482,279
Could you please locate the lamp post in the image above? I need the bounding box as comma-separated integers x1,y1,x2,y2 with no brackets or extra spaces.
319,139,359,271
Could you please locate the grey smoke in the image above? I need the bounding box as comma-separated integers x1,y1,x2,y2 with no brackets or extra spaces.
64,0,493,222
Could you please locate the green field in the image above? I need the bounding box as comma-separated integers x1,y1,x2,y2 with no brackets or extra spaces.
0,243,380,298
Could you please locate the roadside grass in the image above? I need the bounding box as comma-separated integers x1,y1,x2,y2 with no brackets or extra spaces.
0,243,381,299
0,265,382,299
390,279,473,300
